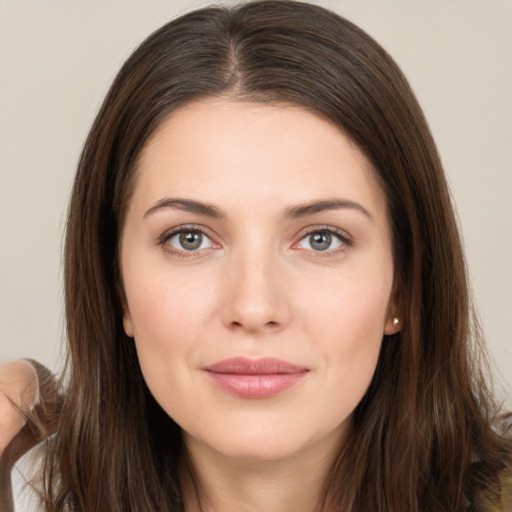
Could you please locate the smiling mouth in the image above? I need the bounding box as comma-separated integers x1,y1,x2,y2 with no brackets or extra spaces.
203,357,309,399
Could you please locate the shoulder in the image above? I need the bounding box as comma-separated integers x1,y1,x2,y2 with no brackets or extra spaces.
495,413,512,511
12,444,46,512
495,470,512,512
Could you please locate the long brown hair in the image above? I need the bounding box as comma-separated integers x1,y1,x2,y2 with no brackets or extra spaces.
41,1,512,510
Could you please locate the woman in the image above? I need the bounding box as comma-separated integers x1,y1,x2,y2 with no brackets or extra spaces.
1,1,511,510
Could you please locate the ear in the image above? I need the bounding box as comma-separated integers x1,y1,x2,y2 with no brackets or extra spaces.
123,307,134,338
384,314,401,335
117,273,134,338
384,280,402,335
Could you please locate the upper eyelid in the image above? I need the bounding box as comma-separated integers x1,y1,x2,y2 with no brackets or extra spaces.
291,226,353,255
158,224,218,245
295,225,352,242
157,223,352,248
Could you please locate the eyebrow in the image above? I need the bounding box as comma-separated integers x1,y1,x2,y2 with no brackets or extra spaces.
144,198,224,219
284,199,373,221
144,197,373,221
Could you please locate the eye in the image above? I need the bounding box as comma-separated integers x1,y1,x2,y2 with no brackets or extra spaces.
295,228,348,252
164,228,215,252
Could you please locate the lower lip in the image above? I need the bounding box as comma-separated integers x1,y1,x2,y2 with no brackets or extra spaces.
205,372,307,399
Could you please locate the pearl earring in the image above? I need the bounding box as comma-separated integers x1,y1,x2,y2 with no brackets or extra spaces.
392,317,399,327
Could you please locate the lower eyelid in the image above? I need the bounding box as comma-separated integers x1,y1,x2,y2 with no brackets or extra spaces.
158,225,351,256
158,226,217,251
295,227,352,248
169,232,213,250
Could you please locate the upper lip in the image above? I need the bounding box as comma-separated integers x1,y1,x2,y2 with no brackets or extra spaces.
204,357,309,375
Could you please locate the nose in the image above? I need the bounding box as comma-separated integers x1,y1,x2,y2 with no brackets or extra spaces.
220,247,291,334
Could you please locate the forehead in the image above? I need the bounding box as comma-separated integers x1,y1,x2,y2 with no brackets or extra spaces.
129,98,387,221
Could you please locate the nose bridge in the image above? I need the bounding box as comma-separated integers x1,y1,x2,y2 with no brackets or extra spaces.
221,234,289,332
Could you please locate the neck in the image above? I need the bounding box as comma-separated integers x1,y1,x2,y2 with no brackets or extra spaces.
180,430,345,512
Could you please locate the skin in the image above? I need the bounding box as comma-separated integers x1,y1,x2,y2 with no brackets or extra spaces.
0,361,38,457
121,98,400,512
0,360,39,512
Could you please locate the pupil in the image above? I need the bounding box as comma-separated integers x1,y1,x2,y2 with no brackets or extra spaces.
180,231,202,250
311,232,331,251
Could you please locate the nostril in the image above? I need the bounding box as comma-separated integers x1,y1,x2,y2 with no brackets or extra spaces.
229,320,280,330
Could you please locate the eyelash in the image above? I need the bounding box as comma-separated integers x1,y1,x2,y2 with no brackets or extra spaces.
158,224,217,258
157,224,352,258
295,225,353,256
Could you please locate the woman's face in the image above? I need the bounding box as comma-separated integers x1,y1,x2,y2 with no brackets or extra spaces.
121,98,398,463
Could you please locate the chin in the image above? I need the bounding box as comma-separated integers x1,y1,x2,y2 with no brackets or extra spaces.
183,415,347,465
199,436,308,463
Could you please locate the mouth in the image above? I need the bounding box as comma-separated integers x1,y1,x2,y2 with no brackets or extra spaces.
203,357,309,399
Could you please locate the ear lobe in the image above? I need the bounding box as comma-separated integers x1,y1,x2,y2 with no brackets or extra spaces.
384,315,401,335
384,280,402,335
123,309,134,338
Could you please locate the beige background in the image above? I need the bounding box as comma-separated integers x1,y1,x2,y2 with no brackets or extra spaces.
1,0,511,407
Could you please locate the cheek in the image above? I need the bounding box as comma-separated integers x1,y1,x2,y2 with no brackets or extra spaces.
125,275,218,423
126,271,217,350
123,268,219,399
297,263,391,402
300,266,391,346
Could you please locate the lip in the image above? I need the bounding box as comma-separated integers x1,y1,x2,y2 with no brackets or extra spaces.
203,357,309,399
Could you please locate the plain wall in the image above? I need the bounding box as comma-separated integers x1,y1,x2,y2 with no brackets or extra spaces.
1,0,511,406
